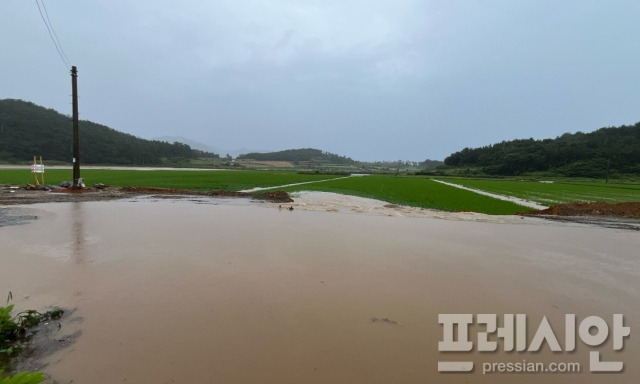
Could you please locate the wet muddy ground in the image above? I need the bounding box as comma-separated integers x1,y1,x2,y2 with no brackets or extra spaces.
0,184,293,206
2,183,638,230
0,198,638,383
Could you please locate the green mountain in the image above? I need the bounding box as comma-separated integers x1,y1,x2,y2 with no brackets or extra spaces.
237,148,356,165
443,123,640,177
0,99,218,165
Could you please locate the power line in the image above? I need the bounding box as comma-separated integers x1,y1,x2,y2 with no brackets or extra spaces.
39,0,71,67
35,0,70,69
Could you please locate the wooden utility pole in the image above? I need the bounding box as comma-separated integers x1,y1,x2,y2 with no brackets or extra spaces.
71,66,80,187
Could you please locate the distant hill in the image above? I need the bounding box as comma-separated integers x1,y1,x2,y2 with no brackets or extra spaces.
153,136,217,153
443,123,640,177
0,99,218,165
237,148,356,165
153,137,267,159
220,148,270,158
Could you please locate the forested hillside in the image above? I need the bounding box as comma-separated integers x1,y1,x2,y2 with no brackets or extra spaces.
237,148,356,165
0,99,218,165
444,123,640,177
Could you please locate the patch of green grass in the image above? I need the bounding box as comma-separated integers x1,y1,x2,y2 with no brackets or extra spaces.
444,178,640,205
1,292,62,381
0,169,344,191
0,370,47,384
273,175,529,214
1,304,64,361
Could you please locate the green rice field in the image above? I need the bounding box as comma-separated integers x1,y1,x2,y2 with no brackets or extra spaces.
272,175,529,214
0,168,343,191
2,168,639,215
443,178,640,205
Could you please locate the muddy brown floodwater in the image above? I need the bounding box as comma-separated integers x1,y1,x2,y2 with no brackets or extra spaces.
0,197,638,383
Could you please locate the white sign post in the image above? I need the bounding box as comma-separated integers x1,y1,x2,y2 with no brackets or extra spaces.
31,156,45,185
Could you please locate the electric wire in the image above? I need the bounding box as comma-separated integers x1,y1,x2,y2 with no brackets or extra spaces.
35,0,70,69
35,0,70,70
39,0,71,67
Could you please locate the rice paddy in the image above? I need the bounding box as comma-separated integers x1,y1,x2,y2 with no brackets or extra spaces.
443,178,640,205
2,168,638,215
0,169,343,191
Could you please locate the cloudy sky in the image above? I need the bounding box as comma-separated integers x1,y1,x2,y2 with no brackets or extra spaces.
1,1,638,161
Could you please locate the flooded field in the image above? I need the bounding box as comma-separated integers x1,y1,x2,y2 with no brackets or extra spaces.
0,197,638,383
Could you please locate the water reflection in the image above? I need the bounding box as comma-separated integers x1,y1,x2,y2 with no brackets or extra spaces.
0,207,38,227
71,202,86,264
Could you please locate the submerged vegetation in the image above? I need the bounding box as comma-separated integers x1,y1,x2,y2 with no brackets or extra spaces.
1,292,62,381
0,370,46,384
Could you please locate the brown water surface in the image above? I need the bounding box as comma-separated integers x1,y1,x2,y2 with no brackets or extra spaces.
0,199,638,383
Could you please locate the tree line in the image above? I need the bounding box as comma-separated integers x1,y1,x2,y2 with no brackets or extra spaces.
237,148,356,165
443,123,640,177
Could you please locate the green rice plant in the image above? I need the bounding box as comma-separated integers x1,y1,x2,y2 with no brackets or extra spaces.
0,169,343,191
444,178,640,205
0,305,18,346
1,294,64,360
273,175,529,214
0,369,46,384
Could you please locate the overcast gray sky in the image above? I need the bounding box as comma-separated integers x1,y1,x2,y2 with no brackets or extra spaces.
1,1,639,161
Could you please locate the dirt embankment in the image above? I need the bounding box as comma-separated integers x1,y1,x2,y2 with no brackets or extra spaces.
519,201,640,231
0,184,293,206
519,201,640,219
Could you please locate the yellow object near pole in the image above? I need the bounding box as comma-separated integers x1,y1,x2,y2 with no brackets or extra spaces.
33,156,38,185
31,156,46,186
40,156,45,185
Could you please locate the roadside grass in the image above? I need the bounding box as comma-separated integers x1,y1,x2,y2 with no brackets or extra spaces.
443,178,640,205
271,175,529,214
0,169,344,191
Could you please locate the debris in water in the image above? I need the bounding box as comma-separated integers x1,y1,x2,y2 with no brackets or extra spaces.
370,317,401,325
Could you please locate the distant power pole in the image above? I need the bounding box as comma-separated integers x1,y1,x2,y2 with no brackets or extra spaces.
71,66,81,188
